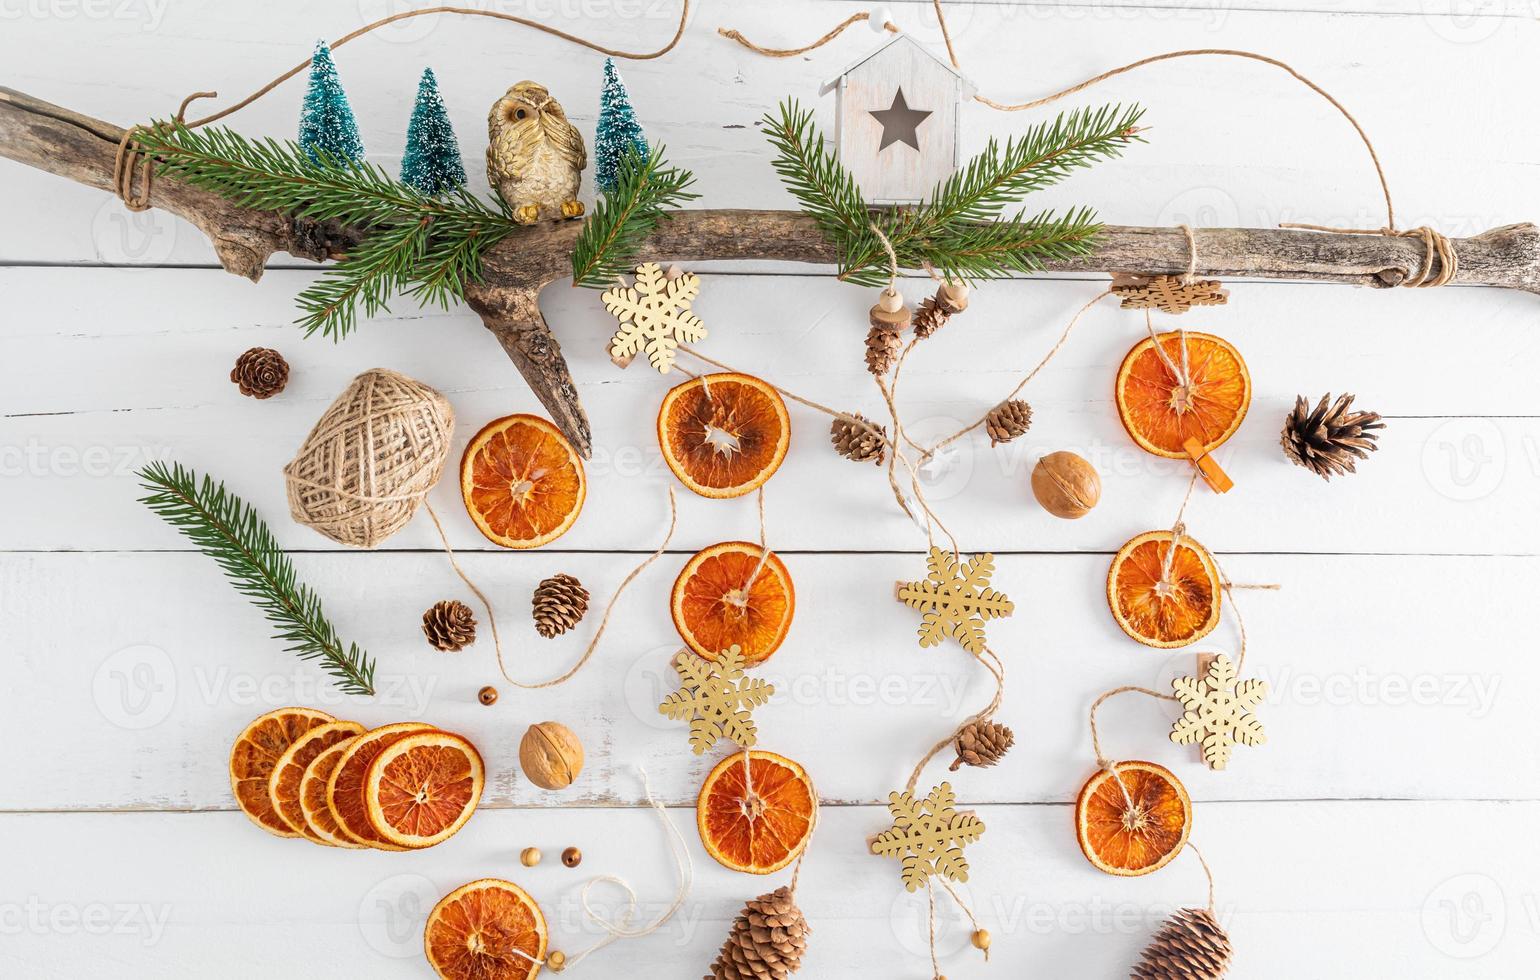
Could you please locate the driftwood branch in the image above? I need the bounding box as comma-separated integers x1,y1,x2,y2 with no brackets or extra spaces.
4,86,1537,456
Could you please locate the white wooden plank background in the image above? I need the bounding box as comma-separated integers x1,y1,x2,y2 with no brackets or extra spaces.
3,1,1538,977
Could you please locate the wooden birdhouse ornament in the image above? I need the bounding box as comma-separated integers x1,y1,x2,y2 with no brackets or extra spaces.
819,33,976,204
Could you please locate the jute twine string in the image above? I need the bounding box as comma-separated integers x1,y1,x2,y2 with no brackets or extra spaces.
113,0,691,210
430,487,678,691
717,10,897,57
920,288,1115,460
507,766,692,971
720,2,1466,283
283,368,455,548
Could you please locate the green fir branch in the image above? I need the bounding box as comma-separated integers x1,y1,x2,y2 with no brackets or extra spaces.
572,143,699,289
136,461,376,697
763,99,1146,285
130,122,517,339
762,98,875,276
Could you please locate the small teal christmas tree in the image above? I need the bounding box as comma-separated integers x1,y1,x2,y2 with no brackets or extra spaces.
299,40,365,166
594,58,647,194
400,68,466,195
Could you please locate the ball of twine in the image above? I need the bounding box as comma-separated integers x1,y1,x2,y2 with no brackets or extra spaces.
283,368,455,548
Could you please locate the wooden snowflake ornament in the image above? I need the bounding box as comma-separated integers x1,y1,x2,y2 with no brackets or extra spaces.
604,261,707,373
869,782,986,892
896,547,1014,654
658,645,773,754
1112,273,1229,314
1170,653,1268,770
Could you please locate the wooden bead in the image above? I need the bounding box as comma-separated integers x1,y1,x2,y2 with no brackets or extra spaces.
520,846,541,867
477,685,498,705
972,928,991,950
561,846,582,868
546,950,567,972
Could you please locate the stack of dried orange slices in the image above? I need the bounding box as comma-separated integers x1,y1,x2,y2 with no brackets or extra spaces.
229,707,484,850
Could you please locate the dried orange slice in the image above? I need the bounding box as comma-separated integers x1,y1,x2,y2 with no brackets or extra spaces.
1115,331,1250,458
1075,760,1192,876
657,372,790,498
424,878,547,980
268,720,364,841
299,737,367,848
328,722,436,850
1107,530,1222,648
365,730,485,849
671,541,795,665
461,414,586,549
697,750,817,874
229,707,334,837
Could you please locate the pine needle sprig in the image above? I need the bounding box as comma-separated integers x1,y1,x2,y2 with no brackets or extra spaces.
572,142,698,288
130,122,518,339
763,99,1146,285
137,461,376,697
762,98,875,275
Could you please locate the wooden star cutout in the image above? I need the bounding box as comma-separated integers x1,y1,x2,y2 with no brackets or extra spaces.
1170,653,1268,770
869,87,931,152
1112,274,1229,315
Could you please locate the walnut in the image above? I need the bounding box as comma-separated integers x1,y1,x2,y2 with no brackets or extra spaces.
519,721,585,790
1030,451,1101,519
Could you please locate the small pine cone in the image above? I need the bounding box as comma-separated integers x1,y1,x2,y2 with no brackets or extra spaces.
912,282,967,339
230,347,289,399
984,400,1033,446
911,294,953,339
532,573,590,638
830,413,886,465
422,599,476,652
865,323,903,376
1131,907,1233,980
1280,392,1384,480
705,886,810,980
950,719,1014,771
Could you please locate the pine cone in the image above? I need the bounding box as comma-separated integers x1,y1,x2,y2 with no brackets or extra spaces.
1131,907,1232,980
865,323,903,376
912,282,968,339
422,599,476,652
830,413,886,465
230,347,289,399
532,573,590,638
984,400,1033,446
706,886,810,980
911,293,955,339
950,719,1014,771
1280,393,1384,480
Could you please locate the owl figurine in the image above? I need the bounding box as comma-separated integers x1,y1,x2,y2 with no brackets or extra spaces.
487,81,587,225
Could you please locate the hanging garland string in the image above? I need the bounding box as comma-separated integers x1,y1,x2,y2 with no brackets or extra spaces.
720,0,1470,283
425,489,679,690
113,0,692,210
